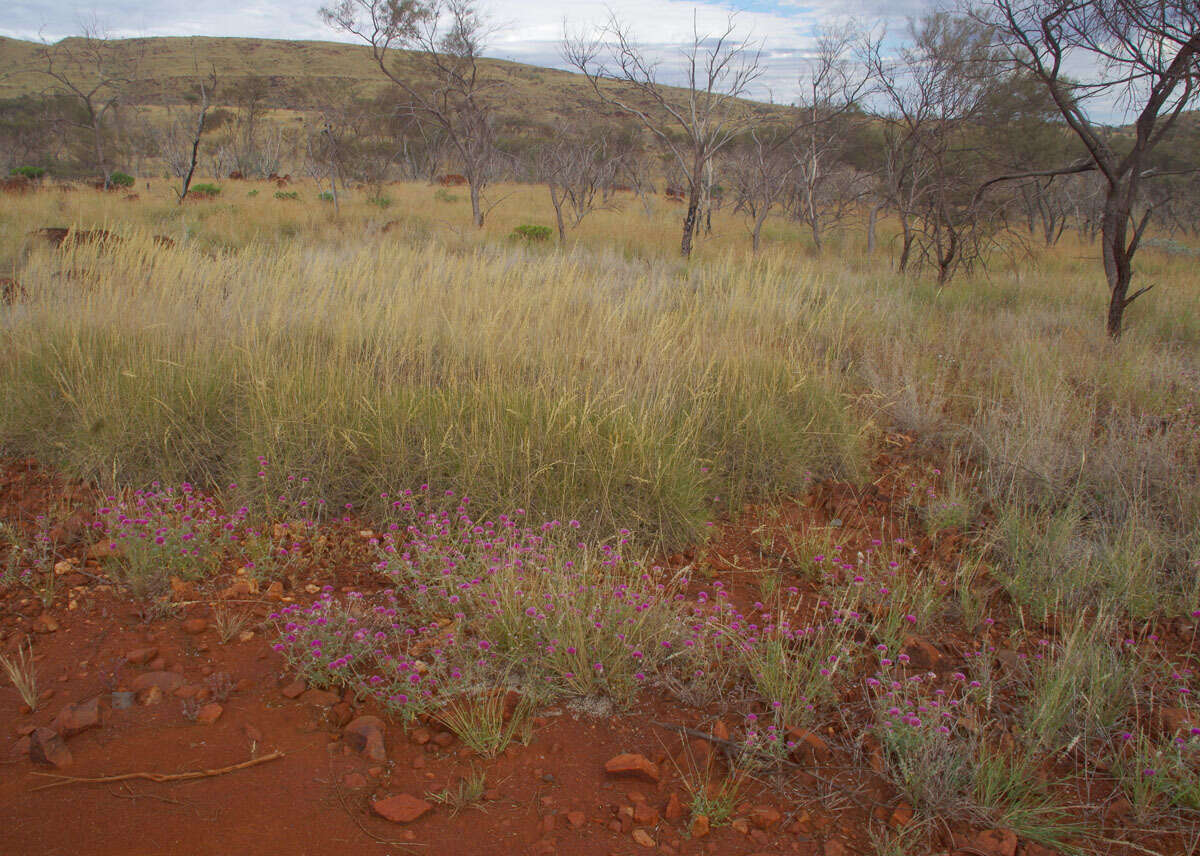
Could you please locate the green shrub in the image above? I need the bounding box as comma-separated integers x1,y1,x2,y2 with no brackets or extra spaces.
247,189,259,197
434,188,458,203
274,190,299,201
510,224,552,242
109,171,135,188
317,191,334,202
189,183,221,198
368,195,392,209
9,166,45,179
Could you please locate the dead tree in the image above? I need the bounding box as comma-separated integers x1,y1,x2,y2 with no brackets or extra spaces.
564,13,765,258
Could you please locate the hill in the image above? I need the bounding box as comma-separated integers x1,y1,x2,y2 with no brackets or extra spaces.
0,34,778,132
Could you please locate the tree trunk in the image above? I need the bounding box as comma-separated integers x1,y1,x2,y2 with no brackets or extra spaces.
1101,191,1133,338
897,218,914,273
752,209,767,253
469,180,484,228
811,215,823,255
866,204,880,255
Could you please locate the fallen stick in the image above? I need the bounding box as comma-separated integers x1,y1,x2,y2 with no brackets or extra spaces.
30,750,284,791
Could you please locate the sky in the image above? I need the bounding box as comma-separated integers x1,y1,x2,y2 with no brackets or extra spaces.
1,0,938,106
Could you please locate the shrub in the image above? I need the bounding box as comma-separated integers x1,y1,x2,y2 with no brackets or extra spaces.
109,172,135,188
434,188,458,203
247,189,259,197
368,195,392,209
9,166,45,179
189,183,221,198
317,191,334,202
274,190,299,201
510,224,552,242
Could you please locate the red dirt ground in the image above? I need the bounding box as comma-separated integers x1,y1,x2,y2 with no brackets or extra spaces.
0,449,1191,856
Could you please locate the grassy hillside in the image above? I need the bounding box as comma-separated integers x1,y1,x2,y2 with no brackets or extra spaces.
0,34,770,129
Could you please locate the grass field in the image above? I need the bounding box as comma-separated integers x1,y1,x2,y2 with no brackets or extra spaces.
2,177,1199,853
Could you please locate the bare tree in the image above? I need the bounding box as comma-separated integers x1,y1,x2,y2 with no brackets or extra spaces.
33,27,140,187
792,25,871,254
564,14,765,257
865,14,1001,282
981,0,1200,336
724,127,796,251
539,130,623,243
163,65,217,203
322,0,504,227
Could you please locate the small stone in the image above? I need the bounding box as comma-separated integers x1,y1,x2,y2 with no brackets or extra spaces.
750,806,782,830
433,731,455,748
412,756,426,769
131,671,185,694
901,634,942,670
125,647,158,665
712,719,730,741
731,817,750,834
266,581,285,600
633,803,659,825
953,829,1017,856
343,772,368,789
411,727,432,745
786,727,832,764
566,811,586,830
139,686,164,706
823,839,849,856
889,802,914,829
604,753,660,782
632,829,656,848
9,736,31,758
34,614,59,633
280,679,307,699
195,703,223,725
665,792,684,820
300,688,341,707
182,618,208,635
372,793,433,823
52,698,100,737
690,815,710,838
29,728,72,768
344,715,387,762
148,656,167,671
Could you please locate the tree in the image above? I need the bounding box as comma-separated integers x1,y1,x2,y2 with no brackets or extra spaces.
538,130,623,243
33,27,140,188
161,65,217,202
981,0,1200,336
322,0,504,227
564,14,766,258
724,126,796,252
865,14,1003,283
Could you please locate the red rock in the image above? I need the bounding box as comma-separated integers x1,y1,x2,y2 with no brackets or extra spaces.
787,727,832,764
1022,843,1059,856
124,647,158,665
541,814,556,835
345,715,388,762
300,688,341,706
131,671,185,693
29,728,72,768
632,829,656,848
750,805,782,829
664,792,684,820
147,656,167,671
902,634,942,670
280,679,307,699
731,817,750,834
1159,706,1196,736
266,581,285,600
566,810,586,829
372,793,433,823
343,772,368,789
690,815,710,838
433,731,455,748
138,686,164,706
889,801,914,829
953,829,1017,856
712,719,730,741
411,727,432,745
195,703,223,725
633,803,659,825
604,753,660,782
52,698,100,737
182,618,208,635
330,701,354,727
9,736,31,759
33,614,59,633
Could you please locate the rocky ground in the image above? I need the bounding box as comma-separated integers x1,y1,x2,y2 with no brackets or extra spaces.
0,449,1194,856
